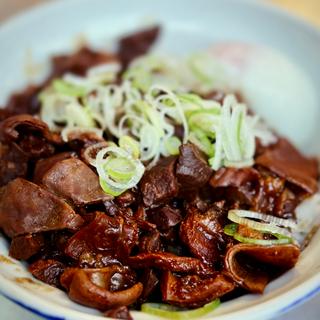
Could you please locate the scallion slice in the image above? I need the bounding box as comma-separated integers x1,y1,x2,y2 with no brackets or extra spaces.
53,79,86,97
233,233,292,246
224,209,297,245
228,210,294,239
229,210,297,229
164,136,181,156
224,223,238,236
95,145,145,196
141,299,220,319
119,135,140,159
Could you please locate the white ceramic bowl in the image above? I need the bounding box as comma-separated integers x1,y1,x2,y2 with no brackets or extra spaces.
0,0,320,319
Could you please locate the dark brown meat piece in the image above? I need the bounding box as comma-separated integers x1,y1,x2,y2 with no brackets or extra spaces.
118,26,160,68
61,265,136,292
76,253,121,269
9,234,44,260
37,230,74,262
176,143,213,189
104,306,133,320
115,190,136,208
108,266,137,292
161,271,235,308
29,259,65,288
256,138,318,194
42,158,112,206
140,156,179,208
67,131,106,157
252,169,290,217
65,212,138,263
33,152,77,184
160,228,179,246
18,135,55,158
67,130,104,146
5,85,42,115
128,252,214,276
133,206,157,232
174,125,184,141
0,114,61,158
210,166,260,191
139,230,163,253
51,47,118,78
80,141,109,165
60,266,143,310
103,200,130,218
210,166,297,218
225,244,300,293
273,188,298,219
184,187,216,213
180,206,226,266
139,269,159,303
149,205,182,231
0,114,58,144
210,167,260,205
0,178,83,238
0,143,28,187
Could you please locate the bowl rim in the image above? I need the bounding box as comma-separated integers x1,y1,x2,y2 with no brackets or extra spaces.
1,0,320,41
0,0,320,319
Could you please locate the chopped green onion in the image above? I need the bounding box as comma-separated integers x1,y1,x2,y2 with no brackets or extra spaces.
228,210,297,229
105,157,137,181
99,178,125,197
39,52,277,174
119,135,140,159
139,123,161,163
53,79,86,97
220,95,253,164
65,102,95,128
95,145,145,196
164,136,181,155
83,142,110,166
225,209,297,246
188,53,215,86
126,67,152,92
208,129,223,170
188,129,214,156
86,62,120,84
224,223,238,236
141,299,220,319
233,233,292,246
178,93,205,110
223,159,254,168
224,223,293,246
148,85,189,143
228,210,294,239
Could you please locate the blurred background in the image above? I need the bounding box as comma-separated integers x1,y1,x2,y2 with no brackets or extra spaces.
270,0,320,26
0,0,319,25
0,0,319,319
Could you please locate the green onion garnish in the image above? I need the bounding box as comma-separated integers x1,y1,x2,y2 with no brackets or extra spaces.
141,299,220,319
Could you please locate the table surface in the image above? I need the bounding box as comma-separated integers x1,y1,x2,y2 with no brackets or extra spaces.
0,0,319,319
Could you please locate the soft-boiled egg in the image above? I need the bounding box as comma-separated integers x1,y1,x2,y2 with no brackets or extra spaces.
208,43,318,149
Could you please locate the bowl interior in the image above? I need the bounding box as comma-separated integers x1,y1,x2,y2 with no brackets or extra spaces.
0,0,320,319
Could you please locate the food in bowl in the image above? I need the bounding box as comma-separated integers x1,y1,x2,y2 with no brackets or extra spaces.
0,26,318,319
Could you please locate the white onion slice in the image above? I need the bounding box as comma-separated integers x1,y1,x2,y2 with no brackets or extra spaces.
229,209,297,229
228,210,294,239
